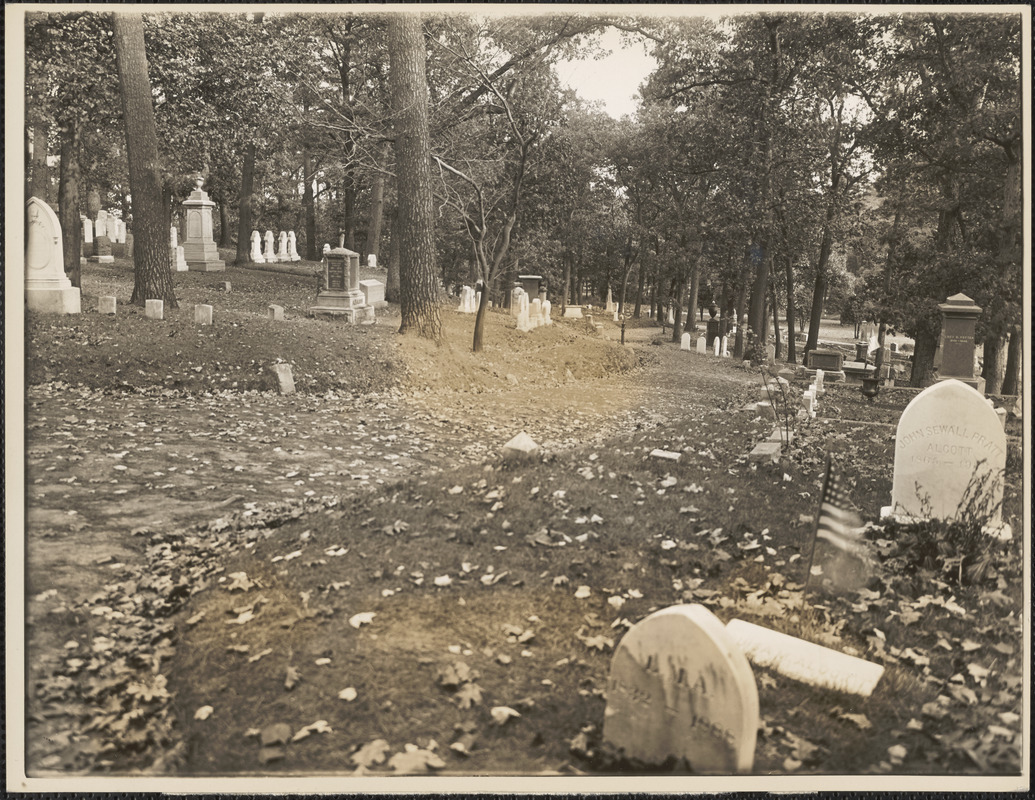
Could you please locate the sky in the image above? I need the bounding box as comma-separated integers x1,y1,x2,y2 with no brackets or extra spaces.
555,28,658,119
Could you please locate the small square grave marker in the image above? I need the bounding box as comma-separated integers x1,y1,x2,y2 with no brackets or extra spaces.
97,296,117,315
145,299,164,320
194,304,213,325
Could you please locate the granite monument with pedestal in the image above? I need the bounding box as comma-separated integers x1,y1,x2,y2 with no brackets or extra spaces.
937,293,985,393
181,177,225,271
310,247,374,323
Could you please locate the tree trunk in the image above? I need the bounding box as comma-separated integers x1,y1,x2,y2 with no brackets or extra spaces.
472,281,488,352
217,196,230,247
733,245,753,359
561,254,571,312
57,119,82,288
302,145,317,260
31,125,51,203
804,222,833,358
770,277,781,361
1000,324,1021,396
910,330,938,388
112,12,177,308
783,254,796,364
389,14,440,340
634,253,646,318
386,207,401,303
366,168,385,264
982,337,1005,395
236,142,256,264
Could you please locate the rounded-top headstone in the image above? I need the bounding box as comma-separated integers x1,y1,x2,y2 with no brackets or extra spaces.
887,378,1007,533
603,604,758,773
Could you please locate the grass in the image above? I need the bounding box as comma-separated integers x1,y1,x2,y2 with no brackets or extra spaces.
22,258,1025,779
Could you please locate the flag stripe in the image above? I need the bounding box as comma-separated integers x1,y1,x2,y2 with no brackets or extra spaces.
815,464,865,554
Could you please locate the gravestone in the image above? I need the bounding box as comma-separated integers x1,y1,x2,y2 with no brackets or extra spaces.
721,336,729,357
249,230,265,263
268,304,284,321
562,305,584,319
706,306,720,348
517,292,532,332
94,211,108,239
272,363,295,395
807,349,843,371
194,304,213,325
605,287,614,313
25,197,81,314
145,299,164,320
696,336,707,355
714,338,721,357
542,299,552,325
937,293,984,392
882,379,1009,538
502,431,538,461
97,295,117,315
765,343,775,362
287,231,301,262
82,218,94,245
680,333,693,351
90,231,114,263
358,279,386,307
367,253,377,268
276,231,290,262
510,285,525,317
263,231,277,262
518,274,542,300
310,247,374,323
667,307,675,325
602,604,758,773
458,285,477,314
531,298,542,328
181,177,225,271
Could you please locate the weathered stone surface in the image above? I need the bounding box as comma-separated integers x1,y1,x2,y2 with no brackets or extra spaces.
883,379,1009,537
696,337,707,355
358,279,386,307
272,363,295,395
725,619,883,697
268,304,285,321
181,179,225,271
748,440,782,464
501,431,539,460
145,299,164,320
603,604,758,773
26,197,81,314
97,296,117,315
194,304,213,325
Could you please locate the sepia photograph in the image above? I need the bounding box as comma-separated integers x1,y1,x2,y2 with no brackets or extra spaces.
6,2,1030,792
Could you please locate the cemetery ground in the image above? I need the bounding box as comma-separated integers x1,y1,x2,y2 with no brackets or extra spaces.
22,257,1024,779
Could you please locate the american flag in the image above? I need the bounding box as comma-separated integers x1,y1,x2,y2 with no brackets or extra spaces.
816,457,867,556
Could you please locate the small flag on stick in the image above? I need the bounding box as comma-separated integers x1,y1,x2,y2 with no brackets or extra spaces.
802,456,869,604
816,462,866,556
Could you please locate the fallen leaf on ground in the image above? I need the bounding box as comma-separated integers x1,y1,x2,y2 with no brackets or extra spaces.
259,723,293,747
194,705,214,720
388,746,446,773
349,612,376,628
338,687,358,701
350,738,390,768
490,706,521,725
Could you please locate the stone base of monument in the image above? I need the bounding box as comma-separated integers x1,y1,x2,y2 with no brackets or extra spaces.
310,290,375,324
801,367,844,382
183,242,226,271
26,284,81,315
88,255,115,264
879,507,1012,541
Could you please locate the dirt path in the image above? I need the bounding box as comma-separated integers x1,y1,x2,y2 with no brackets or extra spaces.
22,327,757,771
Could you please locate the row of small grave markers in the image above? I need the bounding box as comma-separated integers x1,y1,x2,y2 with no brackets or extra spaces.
681,332,730,357
96,294,284,325
249,230,302,263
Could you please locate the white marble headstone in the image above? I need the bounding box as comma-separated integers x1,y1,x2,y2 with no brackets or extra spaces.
681,333,692,351
883,379,1009,537
696,336,707,355
25,197,81,314
603,604,758,773
263,231,276,262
